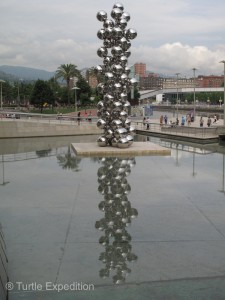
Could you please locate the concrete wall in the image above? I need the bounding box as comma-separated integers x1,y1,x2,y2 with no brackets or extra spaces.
0,120,102,138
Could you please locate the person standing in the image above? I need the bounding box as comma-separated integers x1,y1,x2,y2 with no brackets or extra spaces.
207,116,212,127
181,116,185,126
200,116,204,127
146,117,150,130
160,115,163,126
164,115,168,125
143,117,146,128
88,111,92,122
187,115,191,126
77,111,81,125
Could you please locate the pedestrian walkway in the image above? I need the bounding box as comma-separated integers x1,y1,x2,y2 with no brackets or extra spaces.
135,116,225,144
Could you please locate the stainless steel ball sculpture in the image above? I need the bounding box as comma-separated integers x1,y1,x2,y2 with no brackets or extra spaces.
96,3,137,148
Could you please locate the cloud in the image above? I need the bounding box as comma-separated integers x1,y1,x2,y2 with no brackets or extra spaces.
130,43,225,75
0,0,225,75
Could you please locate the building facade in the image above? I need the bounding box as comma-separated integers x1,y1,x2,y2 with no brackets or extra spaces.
139,74,163,90
197,75,224,88
134,63,146,77
163,77,194,89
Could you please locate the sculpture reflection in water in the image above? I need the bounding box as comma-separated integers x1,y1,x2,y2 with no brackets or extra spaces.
95,157,138,284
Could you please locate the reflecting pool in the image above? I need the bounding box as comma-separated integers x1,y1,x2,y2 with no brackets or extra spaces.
1,136,225,299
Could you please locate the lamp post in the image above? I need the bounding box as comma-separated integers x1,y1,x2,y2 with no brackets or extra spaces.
0,79,5,110
192,68,197,122
175,73,180,119
219,60,225,125
71,86,80,112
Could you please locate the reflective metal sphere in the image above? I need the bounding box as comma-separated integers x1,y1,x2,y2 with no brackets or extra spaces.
97,29,105,40
104,19,114,28
113,3,124,11
111,119,122,129
97,136,108,147
126,134,133,146
128,126,135,136
111,8,122,20
125,28,137,40
111,46,123,56
112,101,122,112
117,137,130,148
122,12,130,22
97,10,107,22
97,119,107,129
97,47,108,58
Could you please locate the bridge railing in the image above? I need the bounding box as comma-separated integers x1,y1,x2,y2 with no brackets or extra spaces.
133,121,219,138
0,111,98,125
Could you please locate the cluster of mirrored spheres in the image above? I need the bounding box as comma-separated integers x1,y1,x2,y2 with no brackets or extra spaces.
95,3,138,148
95,157,138,283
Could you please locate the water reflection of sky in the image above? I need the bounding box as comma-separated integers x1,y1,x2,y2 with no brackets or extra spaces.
1,137,225,299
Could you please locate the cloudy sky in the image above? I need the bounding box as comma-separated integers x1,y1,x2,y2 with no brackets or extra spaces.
1,0,225,76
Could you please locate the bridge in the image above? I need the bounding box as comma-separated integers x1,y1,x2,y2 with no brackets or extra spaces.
140,87,224,101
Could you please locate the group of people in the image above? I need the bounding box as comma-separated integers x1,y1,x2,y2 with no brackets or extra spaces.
176,114,218,127
142,113,220,130
77,111,92,125
200,115,218,127
160,115,168,126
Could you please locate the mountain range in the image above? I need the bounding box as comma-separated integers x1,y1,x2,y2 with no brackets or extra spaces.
0,65,56,81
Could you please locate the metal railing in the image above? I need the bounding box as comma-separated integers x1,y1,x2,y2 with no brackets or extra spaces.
134,121,219,138
0,111,98,126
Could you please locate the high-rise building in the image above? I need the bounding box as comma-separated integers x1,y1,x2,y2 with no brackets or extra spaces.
134,63,146,77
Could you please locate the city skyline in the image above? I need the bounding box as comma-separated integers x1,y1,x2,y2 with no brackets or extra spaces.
1,0,225,76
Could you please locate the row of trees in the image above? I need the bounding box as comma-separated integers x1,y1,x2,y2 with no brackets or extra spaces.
168,91,224,105
1,63,141,112
1,64,97,111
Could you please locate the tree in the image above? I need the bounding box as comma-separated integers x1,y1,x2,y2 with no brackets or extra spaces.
55,64,80,105
30,80,54,113
2,81,14,105
76,76,92,106
128,87,140,106
48,77,61,107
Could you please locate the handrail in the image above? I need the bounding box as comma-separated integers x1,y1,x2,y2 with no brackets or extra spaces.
0,111,99,125
134,121,220,138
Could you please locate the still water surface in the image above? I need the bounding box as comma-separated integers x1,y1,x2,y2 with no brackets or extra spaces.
1,135,225,299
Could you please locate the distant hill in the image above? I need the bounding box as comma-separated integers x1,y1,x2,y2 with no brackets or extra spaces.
0,65,55,81
0,69,19,82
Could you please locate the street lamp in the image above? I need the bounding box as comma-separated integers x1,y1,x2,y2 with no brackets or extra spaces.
219,60,225,125
192,68,197,121
0,79,5,110
71,86,80,112
175,73,180,119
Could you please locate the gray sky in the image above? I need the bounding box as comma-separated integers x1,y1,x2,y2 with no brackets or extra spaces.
1,0,225,76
